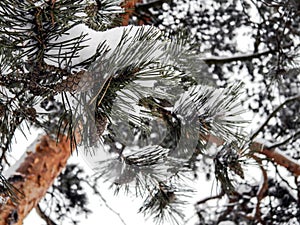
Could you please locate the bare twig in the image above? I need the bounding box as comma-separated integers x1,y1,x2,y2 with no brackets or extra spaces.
250,94,300,140
252,155,268,225
202,49,276,65
35,204,57,225
136,0,171,9
269,130,300,149
195,191,225,205
83,180,127,225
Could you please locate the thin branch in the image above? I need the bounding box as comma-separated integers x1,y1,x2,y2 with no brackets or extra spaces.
202,48,276,65
35,204,58,225
268,130,300,149
275,164,297,190
250,94,300,140
250,142,300,176
135,0,171,9
252,155,268,225
200,132,300,176
83,180,127,225
195,191,225,205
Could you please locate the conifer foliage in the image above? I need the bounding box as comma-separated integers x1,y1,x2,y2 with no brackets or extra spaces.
0,1,299,225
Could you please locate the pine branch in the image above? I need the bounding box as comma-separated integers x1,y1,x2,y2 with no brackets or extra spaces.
0,0,147,224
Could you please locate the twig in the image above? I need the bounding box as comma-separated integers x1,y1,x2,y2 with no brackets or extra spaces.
250,94,300,140
135,0,171,9
35,204,58,225
250,141,300,176
202,48,276,65
195,191,225,205
200,132,300,177
252,155,268,225
268,130,300,149
83,180,127,225
275,165,297,191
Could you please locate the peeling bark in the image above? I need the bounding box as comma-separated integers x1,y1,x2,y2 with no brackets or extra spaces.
0,135,73,225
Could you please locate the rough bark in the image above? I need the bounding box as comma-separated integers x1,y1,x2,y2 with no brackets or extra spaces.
0,135,73,225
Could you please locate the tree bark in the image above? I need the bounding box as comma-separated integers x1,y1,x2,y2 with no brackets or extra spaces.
121,0,142,26
0,135,73,225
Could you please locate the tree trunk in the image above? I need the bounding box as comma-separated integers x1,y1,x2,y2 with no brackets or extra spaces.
0,135,72,225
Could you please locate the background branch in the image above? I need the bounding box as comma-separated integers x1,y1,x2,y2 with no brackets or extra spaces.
250,94,300,140
35,204,57,225
203,49,276,65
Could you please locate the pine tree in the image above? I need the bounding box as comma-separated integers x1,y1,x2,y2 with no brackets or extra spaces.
133,0,300,224
0,1,299,225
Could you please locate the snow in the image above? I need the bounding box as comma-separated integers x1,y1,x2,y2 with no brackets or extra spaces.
252,137,273,147
46,24,161,66
2,127,42,179
2,2,297,225
218,221,235,225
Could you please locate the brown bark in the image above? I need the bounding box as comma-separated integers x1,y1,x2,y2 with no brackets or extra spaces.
250,142,300,176
0,135,73,225
121,0,142,26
